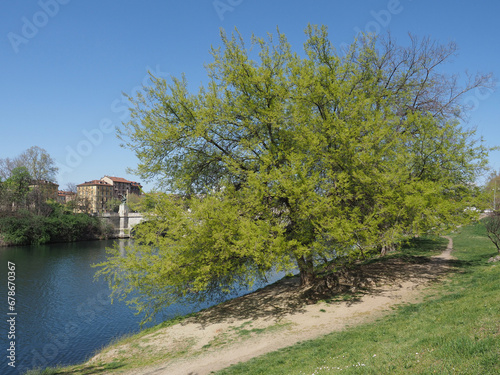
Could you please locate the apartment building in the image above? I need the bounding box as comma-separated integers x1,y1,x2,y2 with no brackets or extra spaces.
100,176,142,200
76,180,113,214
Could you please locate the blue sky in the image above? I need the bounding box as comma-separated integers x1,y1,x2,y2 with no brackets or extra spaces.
1,0,499,191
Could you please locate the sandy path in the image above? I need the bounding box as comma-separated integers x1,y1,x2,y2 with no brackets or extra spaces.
95,238,455,375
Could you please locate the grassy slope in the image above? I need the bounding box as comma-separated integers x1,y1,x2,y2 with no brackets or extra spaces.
217,223,500,375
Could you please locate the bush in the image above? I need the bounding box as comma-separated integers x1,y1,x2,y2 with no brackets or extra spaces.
0,205,114,246
0,212,34,245
484,213,500,252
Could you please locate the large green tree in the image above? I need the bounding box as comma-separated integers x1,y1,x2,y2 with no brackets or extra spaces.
482,169,500,210
97,26,494,322
2,166,32,210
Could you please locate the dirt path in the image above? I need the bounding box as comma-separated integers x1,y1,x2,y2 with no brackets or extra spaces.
93,238,456,375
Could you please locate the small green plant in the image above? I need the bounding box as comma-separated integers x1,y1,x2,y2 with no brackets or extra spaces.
103,360,125,370
23,368,61,375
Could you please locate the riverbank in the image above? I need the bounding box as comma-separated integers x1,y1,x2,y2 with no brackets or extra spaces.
33,235,468,375
27,223,500,374
0,208,114,247
100,238,458,375
0,234,115,247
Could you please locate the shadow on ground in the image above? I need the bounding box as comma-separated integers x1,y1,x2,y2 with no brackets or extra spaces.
186,247,462,328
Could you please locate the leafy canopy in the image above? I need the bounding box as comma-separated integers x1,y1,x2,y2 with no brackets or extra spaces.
0,146,58,182
97,26,494,323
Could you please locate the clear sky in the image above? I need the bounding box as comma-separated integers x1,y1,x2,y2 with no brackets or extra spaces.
1,0,499,191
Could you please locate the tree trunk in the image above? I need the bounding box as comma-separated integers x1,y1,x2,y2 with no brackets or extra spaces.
296,255,316,287
380,244,396,256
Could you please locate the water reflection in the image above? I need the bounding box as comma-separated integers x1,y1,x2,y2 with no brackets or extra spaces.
119,240,126,256
0,240,147,374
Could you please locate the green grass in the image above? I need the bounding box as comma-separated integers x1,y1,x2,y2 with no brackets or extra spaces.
216,222,500,375
227,320,291,338
23,368,62,375
365,235,449,263
202,321,292,350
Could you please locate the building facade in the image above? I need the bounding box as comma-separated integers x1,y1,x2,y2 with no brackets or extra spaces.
57,190,76,204
100,176,142,200
76,180,113,214
29,180,59,201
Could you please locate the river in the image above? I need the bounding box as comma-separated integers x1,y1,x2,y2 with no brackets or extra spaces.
0,240,282,374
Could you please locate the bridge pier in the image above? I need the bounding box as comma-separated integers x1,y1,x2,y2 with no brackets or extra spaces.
118,203,129,238
101,204,144,238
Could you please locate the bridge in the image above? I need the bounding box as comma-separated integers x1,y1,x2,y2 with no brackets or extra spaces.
100,204,145,238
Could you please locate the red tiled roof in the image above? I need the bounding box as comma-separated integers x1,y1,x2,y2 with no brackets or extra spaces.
58,190,76,196
103,176,133,183
77,180,112,187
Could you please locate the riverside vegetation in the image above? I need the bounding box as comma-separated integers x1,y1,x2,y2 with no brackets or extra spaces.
0,147,114,246
0,202,114,246
25,220,500,374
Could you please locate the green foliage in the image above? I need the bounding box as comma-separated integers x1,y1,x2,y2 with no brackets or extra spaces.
102,26,493,322
481,169,500,210
0,203,113,246
4,166,32,207
106,198,122,213
96,192,294,323
126,193,152,212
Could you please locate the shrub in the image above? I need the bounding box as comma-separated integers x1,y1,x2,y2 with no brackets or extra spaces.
0,207,114,246
483,213,500,253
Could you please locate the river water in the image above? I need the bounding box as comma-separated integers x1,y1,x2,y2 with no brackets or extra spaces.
0,240,282,374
